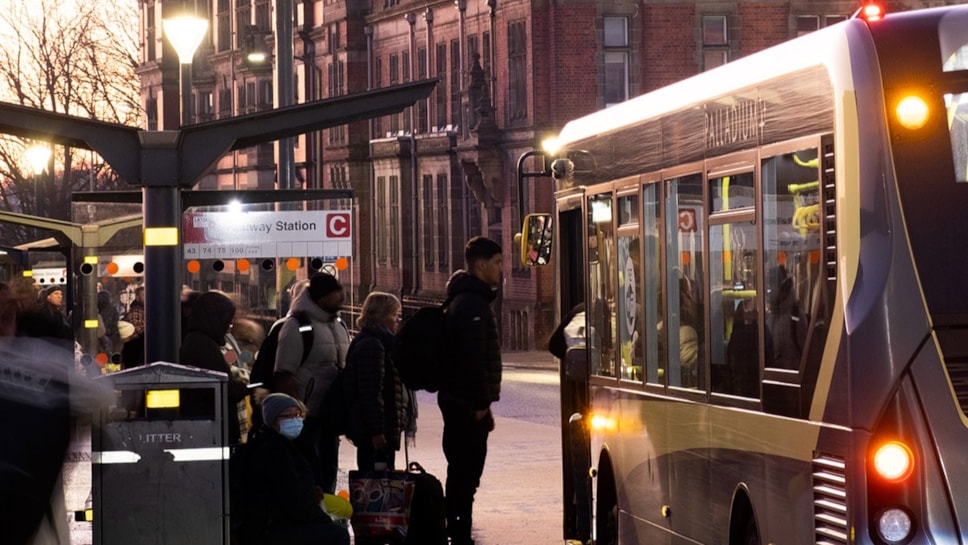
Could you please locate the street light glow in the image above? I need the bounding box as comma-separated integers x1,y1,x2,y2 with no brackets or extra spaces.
25,144,51,175
162,16,208,64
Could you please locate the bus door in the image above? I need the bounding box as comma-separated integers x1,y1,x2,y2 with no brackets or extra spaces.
554,192,592,543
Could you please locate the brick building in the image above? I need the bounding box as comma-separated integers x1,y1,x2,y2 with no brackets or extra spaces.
136,0,880,349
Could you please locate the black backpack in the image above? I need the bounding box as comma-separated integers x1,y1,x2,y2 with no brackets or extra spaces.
393,301,451,392
250,311,313,392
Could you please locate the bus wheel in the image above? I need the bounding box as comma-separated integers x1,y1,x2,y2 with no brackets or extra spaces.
742,517,761,545
595,460,618,545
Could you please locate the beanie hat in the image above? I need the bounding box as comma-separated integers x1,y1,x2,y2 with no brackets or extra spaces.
262,393,304,425
308,272,341,300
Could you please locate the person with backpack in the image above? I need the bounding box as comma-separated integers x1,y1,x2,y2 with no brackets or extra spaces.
234,393,350,545
439,236,504,545
343,291,411,470
273,272,350,494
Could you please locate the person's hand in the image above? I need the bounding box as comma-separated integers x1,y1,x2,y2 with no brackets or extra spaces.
475,408,495,432
371,434,388,451
314,486,325,504
474,409,489,421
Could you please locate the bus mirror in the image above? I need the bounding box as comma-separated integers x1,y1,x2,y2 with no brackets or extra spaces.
520,213,553,267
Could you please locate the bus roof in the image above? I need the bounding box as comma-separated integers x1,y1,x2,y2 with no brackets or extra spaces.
554,15,869,149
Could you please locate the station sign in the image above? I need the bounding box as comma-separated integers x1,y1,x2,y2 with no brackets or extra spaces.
183,210,352,259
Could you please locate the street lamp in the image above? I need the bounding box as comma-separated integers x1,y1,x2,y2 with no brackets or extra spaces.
163,15,208,127
25,144,51,241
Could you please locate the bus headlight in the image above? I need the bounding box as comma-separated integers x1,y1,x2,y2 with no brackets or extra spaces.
895,95,929,130
877,508,912,543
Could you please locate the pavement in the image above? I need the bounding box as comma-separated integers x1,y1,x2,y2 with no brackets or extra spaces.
63,350,561,545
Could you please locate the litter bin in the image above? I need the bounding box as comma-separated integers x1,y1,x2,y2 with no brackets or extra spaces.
92,362,229,545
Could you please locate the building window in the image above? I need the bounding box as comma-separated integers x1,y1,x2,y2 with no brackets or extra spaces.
254,0,270,31
217,88,232,117
450,40,461,129
199,91,214,121
236,0,251,50
704,50,728,70
703,15,728,45
507,19,528,123
376,176,387,265
603,16,629,107
418,47,428,133
389,175,400,264
422,174,435,272
373,57,383,136
437,174,449,271
217,0,231,52
796,15,820,36
146,96,158,131
482,31,491,84
436,43,447,130
259,80,272,110
702,15,729,71
145,4,156,61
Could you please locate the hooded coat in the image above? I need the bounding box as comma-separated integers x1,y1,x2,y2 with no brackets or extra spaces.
273,287,350,418
442,270,502,410
179,291,249,445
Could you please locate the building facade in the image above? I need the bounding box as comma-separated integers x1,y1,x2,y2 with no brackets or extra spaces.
136,0,893,349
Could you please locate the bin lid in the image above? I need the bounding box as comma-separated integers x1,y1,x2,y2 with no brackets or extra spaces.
98,361,229,386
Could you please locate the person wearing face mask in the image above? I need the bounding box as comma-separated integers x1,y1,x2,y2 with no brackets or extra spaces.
235,393,349,545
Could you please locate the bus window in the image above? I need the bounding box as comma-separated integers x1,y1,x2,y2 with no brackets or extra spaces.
642,184,662,384
761,149,820,370
941,19,968,181
587,193,617,377
665,174,704,389
710,171,754,213
709,170,760,398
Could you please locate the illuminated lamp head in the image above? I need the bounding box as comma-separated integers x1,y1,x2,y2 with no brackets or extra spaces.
895,95,930,130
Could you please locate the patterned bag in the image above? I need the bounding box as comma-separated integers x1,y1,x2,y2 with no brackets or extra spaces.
348,469,416,542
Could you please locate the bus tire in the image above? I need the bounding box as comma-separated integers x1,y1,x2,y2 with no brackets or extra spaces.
595,457,618,545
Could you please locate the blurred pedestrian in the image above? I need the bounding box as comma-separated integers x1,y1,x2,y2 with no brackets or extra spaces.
96,290,121,358
121,285,145,368
0,281,113,545
179,290,250,446
439,236,504,545
344,291,411,470
235,393,349,545
19,285,72,345
274,272,350,493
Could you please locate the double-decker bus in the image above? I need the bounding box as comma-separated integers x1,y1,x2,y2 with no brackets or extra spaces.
520,5,968,544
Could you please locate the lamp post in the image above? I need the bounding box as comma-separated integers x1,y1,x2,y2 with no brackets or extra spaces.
147,14,206,362
25,143,51,242
163,15,208,127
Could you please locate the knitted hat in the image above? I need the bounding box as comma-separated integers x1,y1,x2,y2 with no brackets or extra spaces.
262,393,304,425
308,272,341,300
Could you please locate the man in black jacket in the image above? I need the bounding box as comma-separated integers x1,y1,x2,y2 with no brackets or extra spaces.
439,236,503,545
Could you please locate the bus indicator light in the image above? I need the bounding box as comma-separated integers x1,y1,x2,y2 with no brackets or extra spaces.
896,96,929,130
861,3,884,22
873,441,913,481
589,413,617,432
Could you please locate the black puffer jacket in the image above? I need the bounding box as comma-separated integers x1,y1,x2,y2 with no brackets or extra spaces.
343,325,408,449
442,270,501,410
179,291,248,445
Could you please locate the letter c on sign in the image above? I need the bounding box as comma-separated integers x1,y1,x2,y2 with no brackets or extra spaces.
327,213,350,238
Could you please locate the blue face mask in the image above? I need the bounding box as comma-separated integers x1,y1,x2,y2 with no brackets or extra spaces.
278,417,304,439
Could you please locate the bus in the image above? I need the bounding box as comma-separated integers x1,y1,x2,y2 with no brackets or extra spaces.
520,5,968,545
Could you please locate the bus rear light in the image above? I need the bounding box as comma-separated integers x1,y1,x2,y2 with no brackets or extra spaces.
876,507,913,543
873,441,914,481
895,95,930,130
